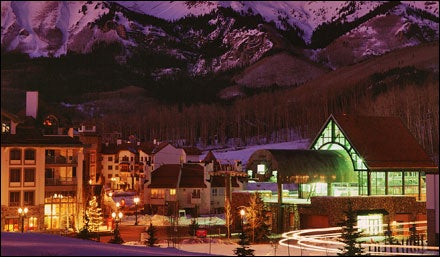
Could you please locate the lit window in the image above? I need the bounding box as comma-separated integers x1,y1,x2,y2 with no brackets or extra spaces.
170,189,176,195
257,164,265,174
151,189,164,199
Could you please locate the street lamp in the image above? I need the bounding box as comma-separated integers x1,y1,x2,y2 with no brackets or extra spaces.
18,207,28,233
111,211,123,243
240,209,245,234
133,197,140,225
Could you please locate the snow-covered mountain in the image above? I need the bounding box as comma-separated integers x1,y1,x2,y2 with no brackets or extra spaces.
1,1,438,56
1,1,439,91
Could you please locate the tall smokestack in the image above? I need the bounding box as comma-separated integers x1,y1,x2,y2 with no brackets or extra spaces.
26,91,38,119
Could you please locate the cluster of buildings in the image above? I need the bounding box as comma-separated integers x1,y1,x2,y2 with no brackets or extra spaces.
1,91,438,246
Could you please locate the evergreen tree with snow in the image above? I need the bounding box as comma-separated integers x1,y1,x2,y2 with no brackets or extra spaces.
86,196,103,232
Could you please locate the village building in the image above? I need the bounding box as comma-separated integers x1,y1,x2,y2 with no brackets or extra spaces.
236,114,438,245
1,92,86,232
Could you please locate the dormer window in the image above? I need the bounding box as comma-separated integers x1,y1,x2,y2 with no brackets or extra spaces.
2,122,10,134
43,115,59,135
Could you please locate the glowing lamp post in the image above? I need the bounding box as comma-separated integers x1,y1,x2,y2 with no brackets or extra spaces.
133,197,140,226
240,209,245,235
111,211,123,243
18,207,28,233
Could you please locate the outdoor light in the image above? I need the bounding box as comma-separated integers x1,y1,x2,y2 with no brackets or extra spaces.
116,202,120,209
18,207,28,233
133,197,140,226
240,209,245,233
111,211,123,243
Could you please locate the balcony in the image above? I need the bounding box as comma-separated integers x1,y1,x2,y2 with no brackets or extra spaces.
45,177,77,186
45,156,77,165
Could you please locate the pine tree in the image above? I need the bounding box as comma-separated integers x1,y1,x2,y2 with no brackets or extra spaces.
337,200,366,256
233,230,255,256
86,196,103,232
145,222,159,247
188,219,199,237
244,192,271,243
76,213,93,240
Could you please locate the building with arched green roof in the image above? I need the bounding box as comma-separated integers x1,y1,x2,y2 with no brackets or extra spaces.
237,114,438,245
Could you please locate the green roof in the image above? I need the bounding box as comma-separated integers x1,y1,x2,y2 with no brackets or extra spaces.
246,149,356,183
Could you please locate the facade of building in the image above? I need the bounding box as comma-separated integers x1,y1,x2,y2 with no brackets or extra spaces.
1,92,86,232
144,151,246,217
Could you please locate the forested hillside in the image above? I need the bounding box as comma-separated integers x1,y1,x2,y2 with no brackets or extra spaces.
92,42,438,163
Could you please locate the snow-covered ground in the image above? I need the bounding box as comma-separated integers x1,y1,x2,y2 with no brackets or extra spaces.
0,231,321,256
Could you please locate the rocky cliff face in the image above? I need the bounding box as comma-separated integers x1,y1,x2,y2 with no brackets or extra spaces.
1,1,438,96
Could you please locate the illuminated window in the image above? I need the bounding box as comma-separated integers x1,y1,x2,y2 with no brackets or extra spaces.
257,164,265,174
269,170,277,182
28,217,38,230
331,182,358,196
388,172,403,195
358,171,368,195
151,189,164,199
2,122,10,134
357,214,383,235
404,171,420,197
170,189,176,195
371,172,386,195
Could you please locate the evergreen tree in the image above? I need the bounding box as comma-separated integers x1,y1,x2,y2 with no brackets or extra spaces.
244,192,271,243
86,196,103,232
189,219,199,237
108,224,124,244
76,213,93,240
337,200,366,256
145,222,159,247
233,230,255,256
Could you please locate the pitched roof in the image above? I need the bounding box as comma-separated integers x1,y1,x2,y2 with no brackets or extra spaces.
210,175,240,187
148,163,207,189
148,164,181,188
203,150,217,163
180,163,207,188
181,146,203,155
331,114,438,172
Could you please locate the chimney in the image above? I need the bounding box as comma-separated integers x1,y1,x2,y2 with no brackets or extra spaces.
26,91,38,119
